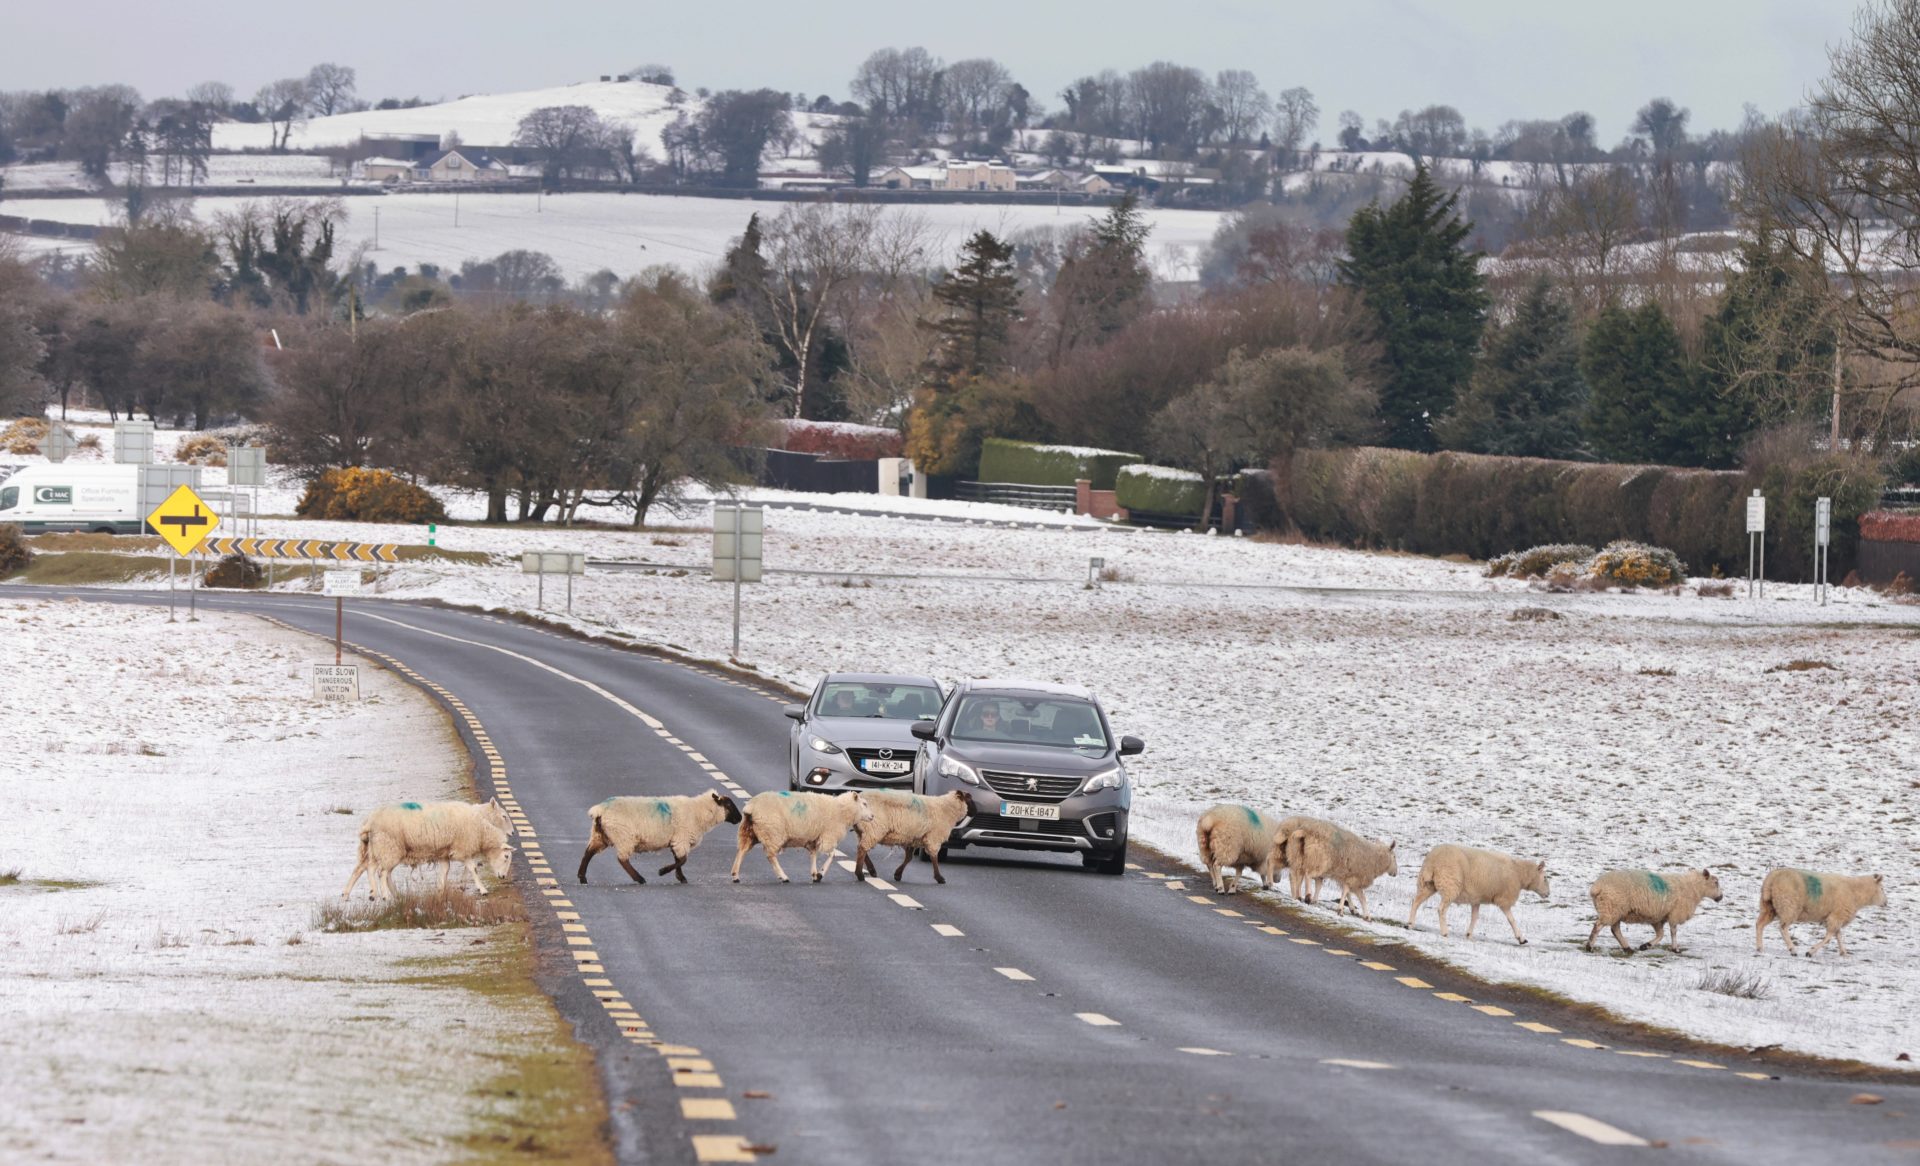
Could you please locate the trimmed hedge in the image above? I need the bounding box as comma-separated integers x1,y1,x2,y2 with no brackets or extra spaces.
1861,510,1920,543
1284,446,1884,581
977,437,1140,490
776,419,903,460
1114,464,1209,515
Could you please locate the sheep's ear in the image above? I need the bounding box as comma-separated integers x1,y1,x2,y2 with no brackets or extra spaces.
1875,872,1884,883
1387,839,1396,851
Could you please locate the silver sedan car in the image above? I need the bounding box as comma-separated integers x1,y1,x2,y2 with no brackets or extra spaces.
785,672,945,792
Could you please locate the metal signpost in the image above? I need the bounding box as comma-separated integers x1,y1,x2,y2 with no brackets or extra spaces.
113,420,154,464
43,427,77,462
1745,490,1767,600
147,483,220,623
227,445,266,538
322,569,360,665
1815,496,1832,607
521,552,586,612
712,505,764,659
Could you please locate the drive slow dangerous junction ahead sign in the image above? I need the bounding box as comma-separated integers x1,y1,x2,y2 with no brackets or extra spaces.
147,484,220,556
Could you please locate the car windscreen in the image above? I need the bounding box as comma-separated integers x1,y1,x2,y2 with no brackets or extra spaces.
950,695,1108,750
816,682,942,720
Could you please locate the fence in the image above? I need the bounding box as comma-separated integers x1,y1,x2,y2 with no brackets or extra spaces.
954,481,1078,510
754,447,879,494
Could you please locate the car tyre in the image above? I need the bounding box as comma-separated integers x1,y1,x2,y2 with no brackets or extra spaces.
1085,843,1127,876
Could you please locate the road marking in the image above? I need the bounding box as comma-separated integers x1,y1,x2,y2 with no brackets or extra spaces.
1164,881,1185,890
888,893,924,910
1358,961,1395,971
690,1135,757,1162
563,924,589,933
1214,909,1244,917
1144,872,1166,879
1324,948,1353,956
1395,977,1433,989
1562,1039,1608,1050
1075,1013,1121,1027
657,1045,701,1056
931,923,964,937
1187,895,1214,904
592,989,623,999
674,1072,724,1088
1321,1059,1394,1070
570,950,600,961
995,967,1034,981
1736,1072,1773,1081
1179,1047,1232,1056
1532,1111,1650,1147
866,877,896,891
1515,1022,1561,1034
1124,863,1142,870
681,1098,737,1120
1259,926,1288,936
1288,938,1320,946
1433,992,1473,1003
1676,1060,1725,1070
1615,1051,1667,1058
837,860,857,873
1471,1005,1514,1017
668,1057,715,1071
583,978,612,987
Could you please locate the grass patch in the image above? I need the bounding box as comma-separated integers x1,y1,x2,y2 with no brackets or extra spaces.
1638,666,1677,677
391,546,491,565
326,805,355,816
18,877,104,892
0,868,19,886
315,886,525,933
1769,659,1837,673
16,551,172,586
26,532,166,553
1698,966,1773,1000
57,910,107,934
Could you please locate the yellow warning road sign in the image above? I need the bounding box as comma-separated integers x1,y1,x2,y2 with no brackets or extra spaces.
147,484,221,556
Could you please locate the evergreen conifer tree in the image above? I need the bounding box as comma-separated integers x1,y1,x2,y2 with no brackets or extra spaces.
1582,301,1695,463
923,229,1020,389
1438,278,1588,459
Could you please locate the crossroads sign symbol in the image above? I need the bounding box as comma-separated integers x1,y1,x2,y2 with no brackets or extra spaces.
146,484,221,556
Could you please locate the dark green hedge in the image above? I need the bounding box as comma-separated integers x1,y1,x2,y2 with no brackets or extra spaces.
1282,447,1884,581
1114,465,1209,515
977,438,1141,489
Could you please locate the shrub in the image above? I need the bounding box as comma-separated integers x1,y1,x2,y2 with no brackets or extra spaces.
1114,464,1209,516
1487,543,1595,578
775,419,903,460
174,434,229,466
204,553,265,589
977,437,1140,489
0,523,32,576
1587,540,1688,587
296,468,446,523
2,417,49,454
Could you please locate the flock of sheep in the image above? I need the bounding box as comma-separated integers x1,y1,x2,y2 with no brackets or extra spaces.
1197,805,1889,958
333,791,1886,959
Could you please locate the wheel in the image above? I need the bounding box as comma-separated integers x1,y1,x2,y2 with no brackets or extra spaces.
1084,843,1127,876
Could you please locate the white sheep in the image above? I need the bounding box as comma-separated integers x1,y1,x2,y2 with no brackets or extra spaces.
853,790,978,884
1293,828,1398,920
577,791,742,885
341,800,515,901
1263,815,1339,901
1755,868,1888,957
1195,804,1287,894
729,790,875,884
1406,844,1550,944
1584,868,1723,953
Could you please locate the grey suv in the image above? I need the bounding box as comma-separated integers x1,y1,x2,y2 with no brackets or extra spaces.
911,679,1142,875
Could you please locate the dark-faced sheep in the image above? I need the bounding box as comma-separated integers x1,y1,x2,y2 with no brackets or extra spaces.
578,791,742,885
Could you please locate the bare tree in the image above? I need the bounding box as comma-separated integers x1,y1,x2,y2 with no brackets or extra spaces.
942,58,1013,139
255,77,309,150
1274,87,1320,165
1127,61,1209,156
736,203,887,418
513,105,606,181
851,46,943,128
304,63,358,117
1213,70,1270,146
1522,167,1640,316
630,64,676,85
184,81,234,114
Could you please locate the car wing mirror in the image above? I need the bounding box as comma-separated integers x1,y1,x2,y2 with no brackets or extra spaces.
1118,735,1145,756
783,705,807,721
910,721,938,741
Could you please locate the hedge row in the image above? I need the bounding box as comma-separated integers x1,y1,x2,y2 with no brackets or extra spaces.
1861,510,1920,543
977,438,1140,490
775,419,903,460
1114,465,1209,515
1283,447,1885,582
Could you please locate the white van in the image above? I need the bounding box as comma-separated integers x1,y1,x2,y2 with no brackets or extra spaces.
0,464,145,534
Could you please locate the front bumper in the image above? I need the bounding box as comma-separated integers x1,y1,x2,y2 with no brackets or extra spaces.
951,806,1128,854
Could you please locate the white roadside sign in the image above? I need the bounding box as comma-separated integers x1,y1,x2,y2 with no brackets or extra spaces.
313,663,360,702
1746,493,1767,533
1815,496,1832,547
322,569,362,597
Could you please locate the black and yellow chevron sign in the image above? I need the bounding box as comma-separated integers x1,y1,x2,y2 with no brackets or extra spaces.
204,537,399,563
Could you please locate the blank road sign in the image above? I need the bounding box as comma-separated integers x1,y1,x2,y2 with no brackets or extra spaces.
228,446,267,487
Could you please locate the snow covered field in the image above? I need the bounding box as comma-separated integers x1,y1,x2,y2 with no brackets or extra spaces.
0,190,1225,282
0,154,348,193
0,599,591,1162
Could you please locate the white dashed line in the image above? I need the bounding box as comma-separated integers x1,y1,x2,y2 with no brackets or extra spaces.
1075,1012,1121,1027
995,967,1034,981
888,893,924,910
1178,1047,1232,1056
1532,1111,1650,1147
1321,1058,1394,1070
931,923,964,937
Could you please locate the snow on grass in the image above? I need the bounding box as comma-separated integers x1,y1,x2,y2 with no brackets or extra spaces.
0,598,598,1162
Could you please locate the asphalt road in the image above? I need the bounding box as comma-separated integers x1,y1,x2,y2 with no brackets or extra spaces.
16,585,1919,1165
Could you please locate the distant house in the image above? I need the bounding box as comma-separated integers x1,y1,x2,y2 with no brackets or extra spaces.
941,159,1016,192
413,149,509,183
876,164,944,190
1016,168,1076,191
1090,165,1162,194
359,157,417,183
1077,172,1116,196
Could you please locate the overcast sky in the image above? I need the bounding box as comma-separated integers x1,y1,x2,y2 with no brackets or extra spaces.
2,0,1863,142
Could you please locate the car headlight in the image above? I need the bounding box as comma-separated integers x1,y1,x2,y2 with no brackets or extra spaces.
808,736,843,755
1083,767,1126,794
937,754,985,787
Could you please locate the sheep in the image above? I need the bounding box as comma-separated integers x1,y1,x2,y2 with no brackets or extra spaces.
1406,844,1550,945
1195,804,1288,894
577,791,742,885
1292,828,1398,920
1262,815,1339,901
729,790,875,884
1755,868,1888,957
341,800,515,901
852,790,978,884
1584,868,1723,953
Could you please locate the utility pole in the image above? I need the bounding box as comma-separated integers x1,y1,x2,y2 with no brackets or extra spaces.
372,205,380,250
1831,343,1843,450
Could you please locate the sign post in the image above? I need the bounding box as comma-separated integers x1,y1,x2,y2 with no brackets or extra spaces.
1814,496,1832,607
43,427,77,462
146,484,220,624
520,552,585,612
227,445,266,539
711,505,764,660
322,569,360,664
1745,490,1767,601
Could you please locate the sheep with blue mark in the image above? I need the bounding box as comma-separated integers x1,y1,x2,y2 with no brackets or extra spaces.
730,790,874,884
341,799,514,901
1584,868,1723,953
853,790,978,884
577,791,742,885
1755,868,1887,957
1195,804,1290,894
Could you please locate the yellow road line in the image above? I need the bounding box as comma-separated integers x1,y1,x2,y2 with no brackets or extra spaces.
1562,1039,1608,1050
1676,1060,1725,1070
1471,1005,1514,1017
681,1098,738,1120
690,1135,756,1162
1359,961,1395,971
1515,1022,1561,1034
1395,977,1433,989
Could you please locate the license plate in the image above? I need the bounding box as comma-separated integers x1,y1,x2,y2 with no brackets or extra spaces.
1000,801,1060,820
861,758,911,774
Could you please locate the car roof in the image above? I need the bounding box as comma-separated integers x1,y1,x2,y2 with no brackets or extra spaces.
820,672,942,687
959,678,1097,700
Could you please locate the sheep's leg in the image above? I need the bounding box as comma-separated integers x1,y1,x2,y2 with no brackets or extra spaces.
1754,900,1775,953
341,856,369,901
764,843,791,884
854,843,874,882
1435,897,1454,938
1351,886,1371,921
1778,918,1798,956
1610,921,1633,953
1407,887,1434,931
656,846,690,884
1809,926,1838,958
610,846,647,885
729,834,755,883
1498,903,1527,945
372,861,394,901
1207,859,1223,894
1664,922,1681,952
809,842,833,883
927,844,947,886
464,857,488,896
439,859,453,895
1834,928,1851,957
577,836,605,884
892,847,914,883
1465,902,1481,939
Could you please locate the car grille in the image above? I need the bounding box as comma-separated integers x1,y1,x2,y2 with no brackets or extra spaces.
846,748,914,778
964,812,1087,839
979,770,1083,802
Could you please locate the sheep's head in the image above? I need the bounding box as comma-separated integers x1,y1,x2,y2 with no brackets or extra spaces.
849,792,875,824
951,790,979,816
713,791,742,824
1870,873,1887,908
1700,869,1724,901
1526,861,1550,899
483,797,509,832
1383,839,1399,878
486,838,515,879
